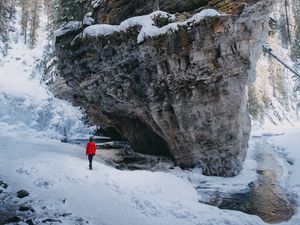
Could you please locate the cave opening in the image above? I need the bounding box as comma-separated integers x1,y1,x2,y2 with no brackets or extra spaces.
99,114,173,159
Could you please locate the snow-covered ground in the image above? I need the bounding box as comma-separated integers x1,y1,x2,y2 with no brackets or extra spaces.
1,124,300,225
0,132,266,225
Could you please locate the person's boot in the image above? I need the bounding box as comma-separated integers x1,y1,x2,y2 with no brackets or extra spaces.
89,164,92,170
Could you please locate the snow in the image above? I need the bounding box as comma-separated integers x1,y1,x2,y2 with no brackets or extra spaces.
253,3,300,128
1,4,300,225
0,6,93,139
54,21,82,38
170,138,259,195
254,51,299,128
83,13,95,26
91,0,103,9
2,122,300,224
0,133,267,225
82,9,221,43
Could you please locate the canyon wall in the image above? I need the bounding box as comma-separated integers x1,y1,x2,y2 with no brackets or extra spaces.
249,0,300,127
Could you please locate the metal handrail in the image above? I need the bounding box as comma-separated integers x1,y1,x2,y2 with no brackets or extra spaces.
262,45,300,78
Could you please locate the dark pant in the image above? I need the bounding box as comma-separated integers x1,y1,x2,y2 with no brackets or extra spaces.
88,154,94,169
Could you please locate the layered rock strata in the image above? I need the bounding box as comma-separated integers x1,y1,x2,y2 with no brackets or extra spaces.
53,0,274,176
91,0,258,25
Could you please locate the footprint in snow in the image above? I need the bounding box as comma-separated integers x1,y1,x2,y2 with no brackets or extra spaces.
16,168,31,175
34,179,54,189
65,176,85,184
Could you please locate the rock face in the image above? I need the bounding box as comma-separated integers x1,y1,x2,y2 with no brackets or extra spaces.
249,0,300,126
92,0,208,24
53,0,274,176
91,0,256,25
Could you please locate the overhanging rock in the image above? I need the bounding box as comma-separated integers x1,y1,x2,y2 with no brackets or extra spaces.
53,0,274,176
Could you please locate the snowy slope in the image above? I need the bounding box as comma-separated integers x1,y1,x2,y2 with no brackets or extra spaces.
1,129,300,225
0,6,92,139
0,133,268,225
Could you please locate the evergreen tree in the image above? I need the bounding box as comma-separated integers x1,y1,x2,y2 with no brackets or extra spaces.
154,0,160,11
20,0,29,44
0,0,15,56
28,0,40,47
43,0,90,32
291,0,300,61
0,0,7,41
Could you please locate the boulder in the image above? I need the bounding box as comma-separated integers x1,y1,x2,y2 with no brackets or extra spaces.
16,190,29,198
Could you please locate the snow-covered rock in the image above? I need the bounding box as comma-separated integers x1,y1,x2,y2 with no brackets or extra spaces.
83,10,220,44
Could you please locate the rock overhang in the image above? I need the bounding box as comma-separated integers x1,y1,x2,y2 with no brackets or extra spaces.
53,0,275,176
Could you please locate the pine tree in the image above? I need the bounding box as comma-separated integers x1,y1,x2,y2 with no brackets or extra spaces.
154,0,160,11
20,0,29,44
43,0,51,25
0,0,6,38
43,0,87,31
291,0,300,61
0,0,16,56
28,0,40,48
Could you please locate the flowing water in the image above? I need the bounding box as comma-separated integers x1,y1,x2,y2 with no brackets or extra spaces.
200,137,295,223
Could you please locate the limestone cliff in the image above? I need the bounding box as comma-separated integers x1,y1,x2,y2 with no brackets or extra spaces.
52,0,274,176
249,0,300,127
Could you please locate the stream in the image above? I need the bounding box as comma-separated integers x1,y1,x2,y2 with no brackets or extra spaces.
198,137,295,223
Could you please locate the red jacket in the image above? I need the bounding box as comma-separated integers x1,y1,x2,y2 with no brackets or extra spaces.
86,141,96,155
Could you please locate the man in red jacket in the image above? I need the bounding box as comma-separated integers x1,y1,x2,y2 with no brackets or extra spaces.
86,137,96,170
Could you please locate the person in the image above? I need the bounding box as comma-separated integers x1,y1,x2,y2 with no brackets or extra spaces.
86,137,96,170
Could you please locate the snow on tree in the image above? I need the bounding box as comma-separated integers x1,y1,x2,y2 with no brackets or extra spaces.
20,0,29,44
0,0,15,56
20,0,40,47
28,0,40,47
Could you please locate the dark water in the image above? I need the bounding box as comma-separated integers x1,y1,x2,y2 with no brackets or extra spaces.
198,137,295,223
217,170,295,223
